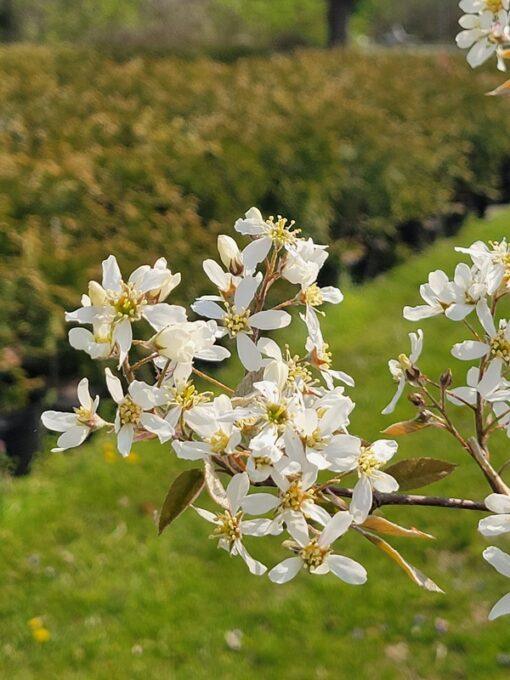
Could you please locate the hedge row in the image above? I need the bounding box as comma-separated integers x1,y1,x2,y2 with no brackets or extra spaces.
0,45,508,406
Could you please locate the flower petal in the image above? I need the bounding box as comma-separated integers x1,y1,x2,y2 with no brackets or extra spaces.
236,333,262,371
318,511,353,547
226,472,250,513
351,476,373,524
483,546,510,578
327,554,367,585
268,557,303,584
249,310,291,330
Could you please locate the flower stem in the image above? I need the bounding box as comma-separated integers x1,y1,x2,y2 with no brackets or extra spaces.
192,367,235,395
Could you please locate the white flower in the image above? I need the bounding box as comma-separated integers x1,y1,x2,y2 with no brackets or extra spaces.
130,257,182,303
403,270,456,321
105,368,174,456
303,307,354,388
281,238,329,287
41,378,106,452
245,428,286,483
482,546,510,620
299,283,343,311
194,472,269,575
327,436,399,524
192,275,291,371
382,329,423,415
66,255,186,367
479,493,510,536
448,263,488,320
152,319,230,374
234,207,300,259
456,3,510,70
447,360,510,406
68,318,115,360
452,299,510,364
292,398,355,470
241,465,332,543
268,511,367,585
456,239,510,294
173,394,241,460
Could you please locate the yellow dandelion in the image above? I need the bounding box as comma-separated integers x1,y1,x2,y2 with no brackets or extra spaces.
33,628,51,643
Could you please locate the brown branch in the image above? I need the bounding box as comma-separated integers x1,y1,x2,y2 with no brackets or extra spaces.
467,437,510,495
327,486,488,512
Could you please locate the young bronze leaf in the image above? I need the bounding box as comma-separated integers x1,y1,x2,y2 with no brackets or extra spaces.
361,515,434,540
384,457,457,492
381,417,432,437
362,531,443,592
487,78,510,96
158,469,205,535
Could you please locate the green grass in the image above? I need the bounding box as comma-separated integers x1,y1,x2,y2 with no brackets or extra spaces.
2,211,510,679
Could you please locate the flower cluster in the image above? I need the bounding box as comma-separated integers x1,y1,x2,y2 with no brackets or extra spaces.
456,0,510,71
394,237,510,618
42,207,400,585
41,210,510,616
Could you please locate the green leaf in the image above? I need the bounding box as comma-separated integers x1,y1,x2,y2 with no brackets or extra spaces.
158,468,205,535
361,531,443,592
384,457,457,492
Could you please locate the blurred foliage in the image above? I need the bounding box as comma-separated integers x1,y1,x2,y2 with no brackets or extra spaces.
0,45,508,410
9,1,462,52
353,0,460,43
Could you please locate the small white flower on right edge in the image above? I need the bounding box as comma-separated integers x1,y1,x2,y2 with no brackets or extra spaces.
482,546,510,620
268,511,367,585
382,329,423,415
456,1,510,71
41,378,106,452
326,436,399,524
451,298,510,366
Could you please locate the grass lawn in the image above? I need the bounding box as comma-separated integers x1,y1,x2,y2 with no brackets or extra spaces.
2,211,510,679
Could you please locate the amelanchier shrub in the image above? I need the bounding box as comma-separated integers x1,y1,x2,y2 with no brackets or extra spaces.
39,2,510,619
42,205,510,618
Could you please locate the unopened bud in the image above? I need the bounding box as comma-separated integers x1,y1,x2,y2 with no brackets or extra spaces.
409,392,426,408
405,366,421,384
440,369,453,389
217,235,244,275
88,280,106,306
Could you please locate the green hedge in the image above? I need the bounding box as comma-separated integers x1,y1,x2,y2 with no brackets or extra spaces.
0,45,508,406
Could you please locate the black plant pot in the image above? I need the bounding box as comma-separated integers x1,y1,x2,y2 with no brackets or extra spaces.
0,401,42,476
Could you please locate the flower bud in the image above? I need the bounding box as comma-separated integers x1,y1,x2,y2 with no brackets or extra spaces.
217,235,244,275
440,369,453,389
405,366,421,384
408,392,426,408
88,280,107,306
